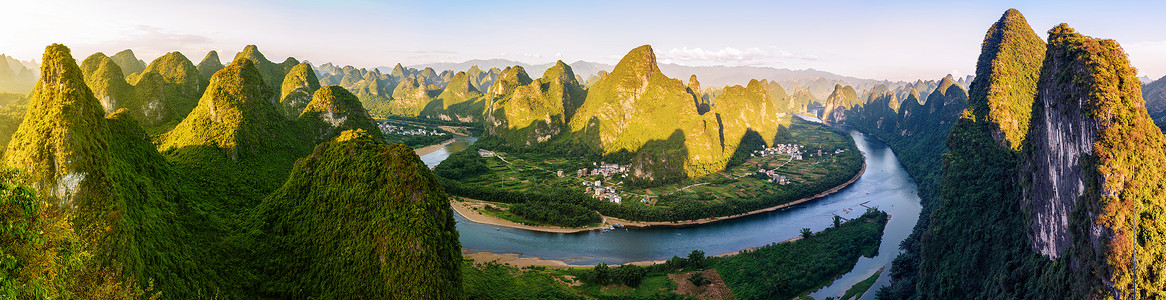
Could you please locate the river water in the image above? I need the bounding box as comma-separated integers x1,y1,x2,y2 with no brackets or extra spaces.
420,129,922,300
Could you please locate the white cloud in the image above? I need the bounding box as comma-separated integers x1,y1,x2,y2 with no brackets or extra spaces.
658,47,818,66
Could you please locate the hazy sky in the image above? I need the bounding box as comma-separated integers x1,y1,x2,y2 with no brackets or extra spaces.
1,0,1163,81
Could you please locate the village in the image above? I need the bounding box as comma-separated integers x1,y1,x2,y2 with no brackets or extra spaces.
377,121,445,136
555,162,632,204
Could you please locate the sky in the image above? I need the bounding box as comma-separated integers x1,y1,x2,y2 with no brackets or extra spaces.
1,0,1163,82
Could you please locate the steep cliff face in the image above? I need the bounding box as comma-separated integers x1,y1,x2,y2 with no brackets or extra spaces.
1023,55,1099,259
897,11,1166,299
4,44,114,209
821,84,858,123
1022,24,1166,297
910,9,1049,299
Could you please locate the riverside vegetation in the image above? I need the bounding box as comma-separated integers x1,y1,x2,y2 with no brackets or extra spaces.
437,117,861,227
462,208,888,300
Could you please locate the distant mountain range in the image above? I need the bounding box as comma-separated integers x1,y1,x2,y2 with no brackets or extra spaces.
400,59,903,99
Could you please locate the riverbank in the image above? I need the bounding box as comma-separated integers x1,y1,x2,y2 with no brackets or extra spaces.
451,161,866,233
413,138,456,156
463,235,806,268
450,199,609,233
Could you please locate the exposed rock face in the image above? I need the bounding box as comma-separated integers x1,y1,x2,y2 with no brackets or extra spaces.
4,44,113,210
280,62,321,118
79,53,132,114
1023,67,1098,259
298,85,383,143
821,84,857,123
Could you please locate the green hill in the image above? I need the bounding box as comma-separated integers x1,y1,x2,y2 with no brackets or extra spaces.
232,45,299,89
387,76,438,116
197,50,224,80
564,45,783,179
110,49,147,77
1,43,464,299
1,44,211,298
160,56,288,161
877,10,1166,299
298,86,383,143
79,52,133,114
821,84,858,122
421,71,488,122
0,54,37,93
130,51,205,128
280,62,321,118
486,61,586,146
250,130,462,298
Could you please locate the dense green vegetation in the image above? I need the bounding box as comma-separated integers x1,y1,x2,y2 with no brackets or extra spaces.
874,9,1166,299
438,118,861,223
713,209,887,299
459,209,888,299
0,44,462,298
249,130,461,298
842,269,882,300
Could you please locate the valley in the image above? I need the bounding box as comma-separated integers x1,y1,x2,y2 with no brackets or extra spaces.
0,3,1164,300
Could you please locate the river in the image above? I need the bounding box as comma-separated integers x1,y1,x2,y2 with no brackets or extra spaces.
420,129,922,300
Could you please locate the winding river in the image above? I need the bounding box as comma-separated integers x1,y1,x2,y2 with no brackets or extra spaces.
420,129,922,300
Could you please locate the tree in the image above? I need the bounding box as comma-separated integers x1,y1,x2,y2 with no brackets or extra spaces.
592,263,611,285
833,215,842,228
801,228,813,239
688,250,706,269
687,272,710,287
613,264,646,287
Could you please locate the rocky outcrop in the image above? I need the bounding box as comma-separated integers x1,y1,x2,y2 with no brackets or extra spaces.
1021,25,1166,297
298,85,382,143
4,44,115,210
